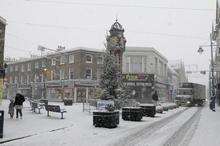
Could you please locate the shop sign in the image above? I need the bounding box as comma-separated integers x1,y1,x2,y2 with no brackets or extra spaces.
122,73,154,83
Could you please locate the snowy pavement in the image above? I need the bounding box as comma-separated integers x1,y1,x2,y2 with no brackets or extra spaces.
1,100,219,146
0,99,184,146
189,104,220,146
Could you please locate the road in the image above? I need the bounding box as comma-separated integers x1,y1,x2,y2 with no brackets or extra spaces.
112,107,202,146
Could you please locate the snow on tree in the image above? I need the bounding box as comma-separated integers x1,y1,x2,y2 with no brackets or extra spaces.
99,49,121,100
99,49,135,108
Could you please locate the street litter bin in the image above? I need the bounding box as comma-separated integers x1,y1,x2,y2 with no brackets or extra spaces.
0,110,4,138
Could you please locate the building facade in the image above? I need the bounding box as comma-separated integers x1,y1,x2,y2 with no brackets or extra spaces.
0,16,6,101
213,0,220,104
122,46,170,103
4,47,104,102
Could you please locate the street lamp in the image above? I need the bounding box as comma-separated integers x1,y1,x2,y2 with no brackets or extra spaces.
198,34,216,99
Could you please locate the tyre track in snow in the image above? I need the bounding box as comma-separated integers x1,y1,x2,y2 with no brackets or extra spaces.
111,107,190,146
163,107,202,146
0,124,74,144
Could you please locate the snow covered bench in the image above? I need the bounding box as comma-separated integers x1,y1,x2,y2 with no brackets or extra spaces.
30,101,44,114
45,105,67,119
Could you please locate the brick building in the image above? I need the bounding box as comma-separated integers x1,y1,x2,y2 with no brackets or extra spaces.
5,47,104,102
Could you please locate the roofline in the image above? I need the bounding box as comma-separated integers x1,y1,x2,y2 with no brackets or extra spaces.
7,48,105,65
125,46,168,62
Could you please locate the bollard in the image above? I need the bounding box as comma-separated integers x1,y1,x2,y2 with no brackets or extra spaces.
0,110,4,138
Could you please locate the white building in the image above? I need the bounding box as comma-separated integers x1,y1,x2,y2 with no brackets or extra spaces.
122,46,170,102
123,46,168,83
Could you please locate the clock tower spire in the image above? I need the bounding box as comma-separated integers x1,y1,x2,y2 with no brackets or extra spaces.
106,20,126,72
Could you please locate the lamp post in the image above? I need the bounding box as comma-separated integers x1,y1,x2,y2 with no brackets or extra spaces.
37,45,66,100
198,33,216,99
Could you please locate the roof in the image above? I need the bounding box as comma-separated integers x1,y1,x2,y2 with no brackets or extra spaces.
125,46,168,62
7,47,105,65
110,20,124,32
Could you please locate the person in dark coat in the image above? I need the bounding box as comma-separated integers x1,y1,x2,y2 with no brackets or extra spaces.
14,93,25,119
210,93,216,112
152,91,159,105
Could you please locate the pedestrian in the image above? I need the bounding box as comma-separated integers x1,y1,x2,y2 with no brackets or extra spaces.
152,90,159,106
209,93,216,112
14,93,25,119
8,99,14,118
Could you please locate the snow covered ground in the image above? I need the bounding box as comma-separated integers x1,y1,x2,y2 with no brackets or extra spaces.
0,99,184,146
0,100,219,146
189,104,220,146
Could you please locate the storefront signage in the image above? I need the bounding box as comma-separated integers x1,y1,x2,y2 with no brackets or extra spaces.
122,73,154,83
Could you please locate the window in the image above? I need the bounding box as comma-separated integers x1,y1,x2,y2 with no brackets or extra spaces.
85,68,92,79
69,54,74,63
97,68,102,80
27,75,30,84
69,68,74,79
35,62,39,69
60,69,65,79
52,58,56,66
144,57,148,72
20,76,23,84
14,76,18,84
131,56,142,73
34,74,39,82
60,56,66,64
86,55,92,63
15,65,18,71
21,64,25,72
97,57,103,64
28,63,31,71
42,61,46,68
125,56,130,72
10,76,13,84
10,66,14,72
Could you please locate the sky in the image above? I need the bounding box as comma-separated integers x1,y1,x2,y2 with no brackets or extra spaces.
0,0,217,84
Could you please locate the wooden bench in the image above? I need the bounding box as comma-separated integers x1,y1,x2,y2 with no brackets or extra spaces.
31,102,44,114
45,105,67,119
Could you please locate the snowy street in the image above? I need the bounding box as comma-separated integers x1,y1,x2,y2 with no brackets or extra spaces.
0,100,219,146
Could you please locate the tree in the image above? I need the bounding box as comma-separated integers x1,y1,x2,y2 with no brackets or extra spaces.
99,50,121,100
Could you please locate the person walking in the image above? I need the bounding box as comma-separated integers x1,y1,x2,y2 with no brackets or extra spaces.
209,93,216,112
14,93,25,119
8,99,14,118
152,91,159,106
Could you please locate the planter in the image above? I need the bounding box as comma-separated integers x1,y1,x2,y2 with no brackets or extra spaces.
122,107,142,121
139,104,156,117
156,106,163,114
93,111,119,128
63,99,73,106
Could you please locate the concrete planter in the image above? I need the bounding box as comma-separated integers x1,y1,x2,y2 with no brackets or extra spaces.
63,99,73,106
93,111,119,128
122,107,142,121
140,104,156,117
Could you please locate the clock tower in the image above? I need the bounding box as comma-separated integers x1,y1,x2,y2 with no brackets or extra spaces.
106,20,126,72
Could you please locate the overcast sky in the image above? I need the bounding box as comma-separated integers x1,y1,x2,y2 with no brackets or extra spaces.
0,0,216,84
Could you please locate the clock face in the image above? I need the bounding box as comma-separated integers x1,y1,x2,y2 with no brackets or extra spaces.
110,36,119,46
